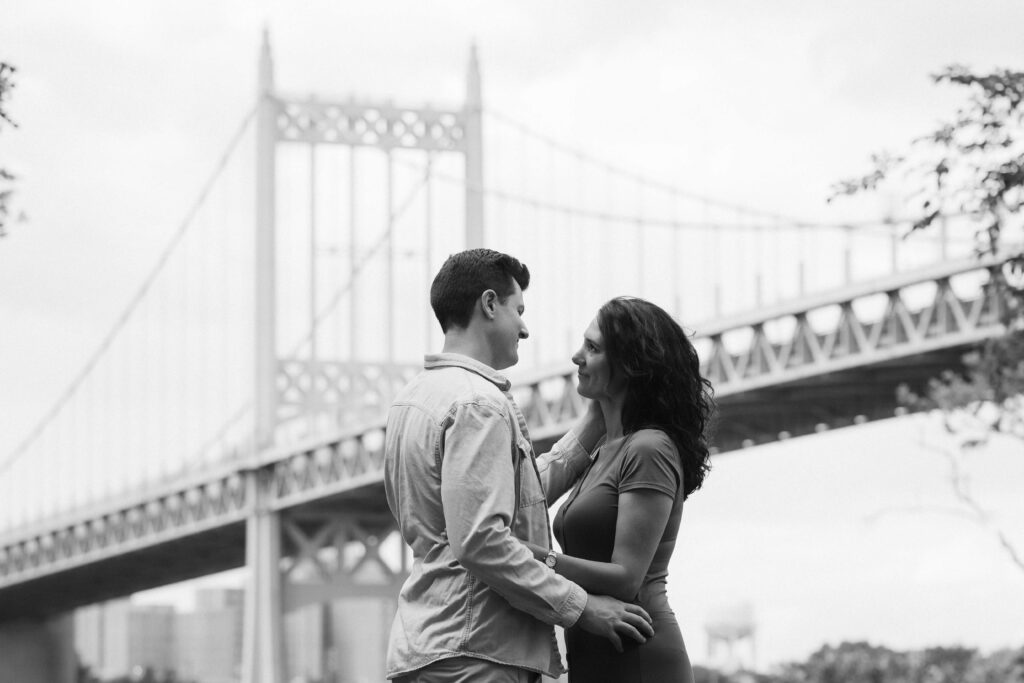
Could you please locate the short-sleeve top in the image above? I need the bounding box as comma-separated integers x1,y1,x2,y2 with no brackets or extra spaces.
552,428,683,614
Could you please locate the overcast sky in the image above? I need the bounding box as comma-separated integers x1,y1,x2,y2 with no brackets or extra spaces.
2,0,1023,671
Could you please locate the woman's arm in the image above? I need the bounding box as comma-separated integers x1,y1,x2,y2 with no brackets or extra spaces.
527,489,673,602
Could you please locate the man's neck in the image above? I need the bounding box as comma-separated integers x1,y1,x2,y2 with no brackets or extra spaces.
441,331,496,369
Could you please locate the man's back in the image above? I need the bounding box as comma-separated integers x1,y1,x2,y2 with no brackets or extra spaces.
383,353,586,680
386,359,506,555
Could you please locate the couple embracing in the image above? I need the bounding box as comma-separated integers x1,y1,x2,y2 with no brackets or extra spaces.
384,248,715,683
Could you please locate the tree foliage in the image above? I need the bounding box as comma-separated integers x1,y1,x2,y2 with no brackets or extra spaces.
780,642,1024,683
0,61,17,237
834,66,1024,572
833,66,1024,330
695,642,1024,683
832,66,1024,431
833,66,1024,259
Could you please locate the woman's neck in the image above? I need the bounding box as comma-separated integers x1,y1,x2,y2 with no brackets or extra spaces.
600,396,626,441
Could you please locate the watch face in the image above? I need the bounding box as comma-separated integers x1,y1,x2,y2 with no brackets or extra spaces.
545,553,556,568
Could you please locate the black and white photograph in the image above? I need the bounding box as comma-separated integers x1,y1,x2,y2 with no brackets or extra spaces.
1,2,1022,682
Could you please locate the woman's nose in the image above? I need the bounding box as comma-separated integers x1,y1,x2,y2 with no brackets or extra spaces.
571,348,583,366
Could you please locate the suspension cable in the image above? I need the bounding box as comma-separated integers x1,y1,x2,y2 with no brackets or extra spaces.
485,107,807,225
484,107,983,241
407,156,964,241
1,104,258,475
285,158,434,358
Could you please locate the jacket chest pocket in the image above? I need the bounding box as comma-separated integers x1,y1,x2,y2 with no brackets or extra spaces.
516,437,547,508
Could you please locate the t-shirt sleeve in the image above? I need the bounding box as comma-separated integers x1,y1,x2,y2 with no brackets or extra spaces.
618,430,681,498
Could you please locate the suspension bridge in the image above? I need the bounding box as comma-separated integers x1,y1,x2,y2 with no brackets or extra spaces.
0,33,1012,683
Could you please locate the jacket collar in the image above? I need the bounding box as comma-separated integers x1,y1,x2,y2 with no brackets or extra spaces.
424,352,511,392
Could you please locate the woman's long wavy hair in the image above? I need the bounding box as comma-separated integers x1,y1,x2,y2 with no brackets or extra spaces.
597,297,716,499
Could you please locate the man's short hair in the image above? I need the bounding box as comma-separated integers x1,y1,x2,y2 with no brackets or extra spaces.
430,248,530,332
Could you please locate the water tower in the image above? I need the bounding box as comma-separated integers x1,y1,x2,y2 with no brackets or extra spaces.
704,601,756,673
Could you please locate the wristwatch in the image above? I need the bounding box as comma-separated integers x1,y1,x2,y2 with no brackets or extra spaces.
544,550,558,569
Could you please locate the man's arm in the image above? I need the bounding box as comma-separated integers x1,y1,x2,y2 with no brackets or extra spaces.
440,398,587,628
441,398,653,647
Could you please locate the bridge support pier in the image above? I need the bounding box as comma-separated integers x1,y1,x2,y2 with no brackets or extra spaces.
242,472,286,683
0,614,76,683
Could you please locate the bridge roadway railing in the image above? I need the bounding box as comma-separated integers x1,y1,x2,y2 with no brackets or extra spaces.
0,252,1015,612
697,251,1013,449
697,252,1010,394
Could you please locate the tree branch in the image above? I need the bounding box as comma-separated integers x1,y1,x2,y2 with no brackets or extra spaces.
915,429,1024,574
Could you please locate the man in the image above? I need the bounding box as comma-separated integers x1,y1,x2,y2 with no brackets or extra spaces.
384,248,653,682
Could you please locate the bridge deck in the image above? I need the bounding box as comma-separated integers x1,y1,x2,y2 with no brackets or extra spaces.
0,254,1014,618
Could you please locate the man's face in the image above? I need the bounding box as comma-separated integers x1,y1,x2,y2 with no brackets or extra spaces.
489,280,529,370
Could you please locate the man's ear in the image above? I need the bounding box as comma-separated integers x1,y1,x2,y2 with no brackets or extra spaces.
479,289,498,320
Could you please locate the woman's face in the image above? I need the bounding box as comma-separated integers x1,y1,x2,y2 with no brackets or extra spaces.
572,317,625,401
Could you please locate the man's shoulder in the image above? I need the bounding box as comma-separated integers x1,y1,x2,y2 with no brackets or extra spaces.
398,364,508,410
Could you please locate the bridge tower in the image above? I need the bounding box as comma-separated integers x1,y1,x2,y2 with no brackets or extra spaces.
243,31,483,682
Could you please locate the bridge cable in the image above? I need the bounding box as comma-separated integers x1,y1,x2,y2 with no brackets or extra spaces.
285,160,434,358
484,107,807,226
0,105,258,475
485,108,985,242
397,155,964,242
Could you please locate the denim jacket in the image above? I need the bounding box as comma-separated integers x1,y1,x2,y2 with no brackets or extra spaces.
383,353,593,678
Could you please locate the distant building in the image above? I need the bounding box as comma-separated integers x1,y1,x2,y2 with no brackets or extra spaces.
175,588,244,683
74,603,104,675
74,586,393,682
75,599,175,680
285,603,327,682
329,597,392,682
284,597,393,683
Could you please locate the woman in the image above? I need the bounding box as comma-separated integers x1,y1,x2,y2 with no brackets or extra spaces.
531,297,715,682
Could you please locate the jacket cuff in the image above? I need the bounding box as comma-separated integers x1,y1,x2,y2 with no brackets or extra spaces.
557,581,588,628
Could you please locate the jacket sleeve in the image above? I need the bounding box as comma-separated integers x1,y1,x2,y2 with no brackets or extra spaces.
440,399,586,628
536,430,593,504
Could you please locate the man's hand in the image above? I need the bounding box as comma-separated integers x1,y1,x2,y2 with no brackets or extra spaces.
576,594,654,652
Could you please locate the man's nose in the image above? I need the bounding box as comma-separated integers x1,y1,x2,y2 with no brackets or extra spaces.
519,324,529,340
